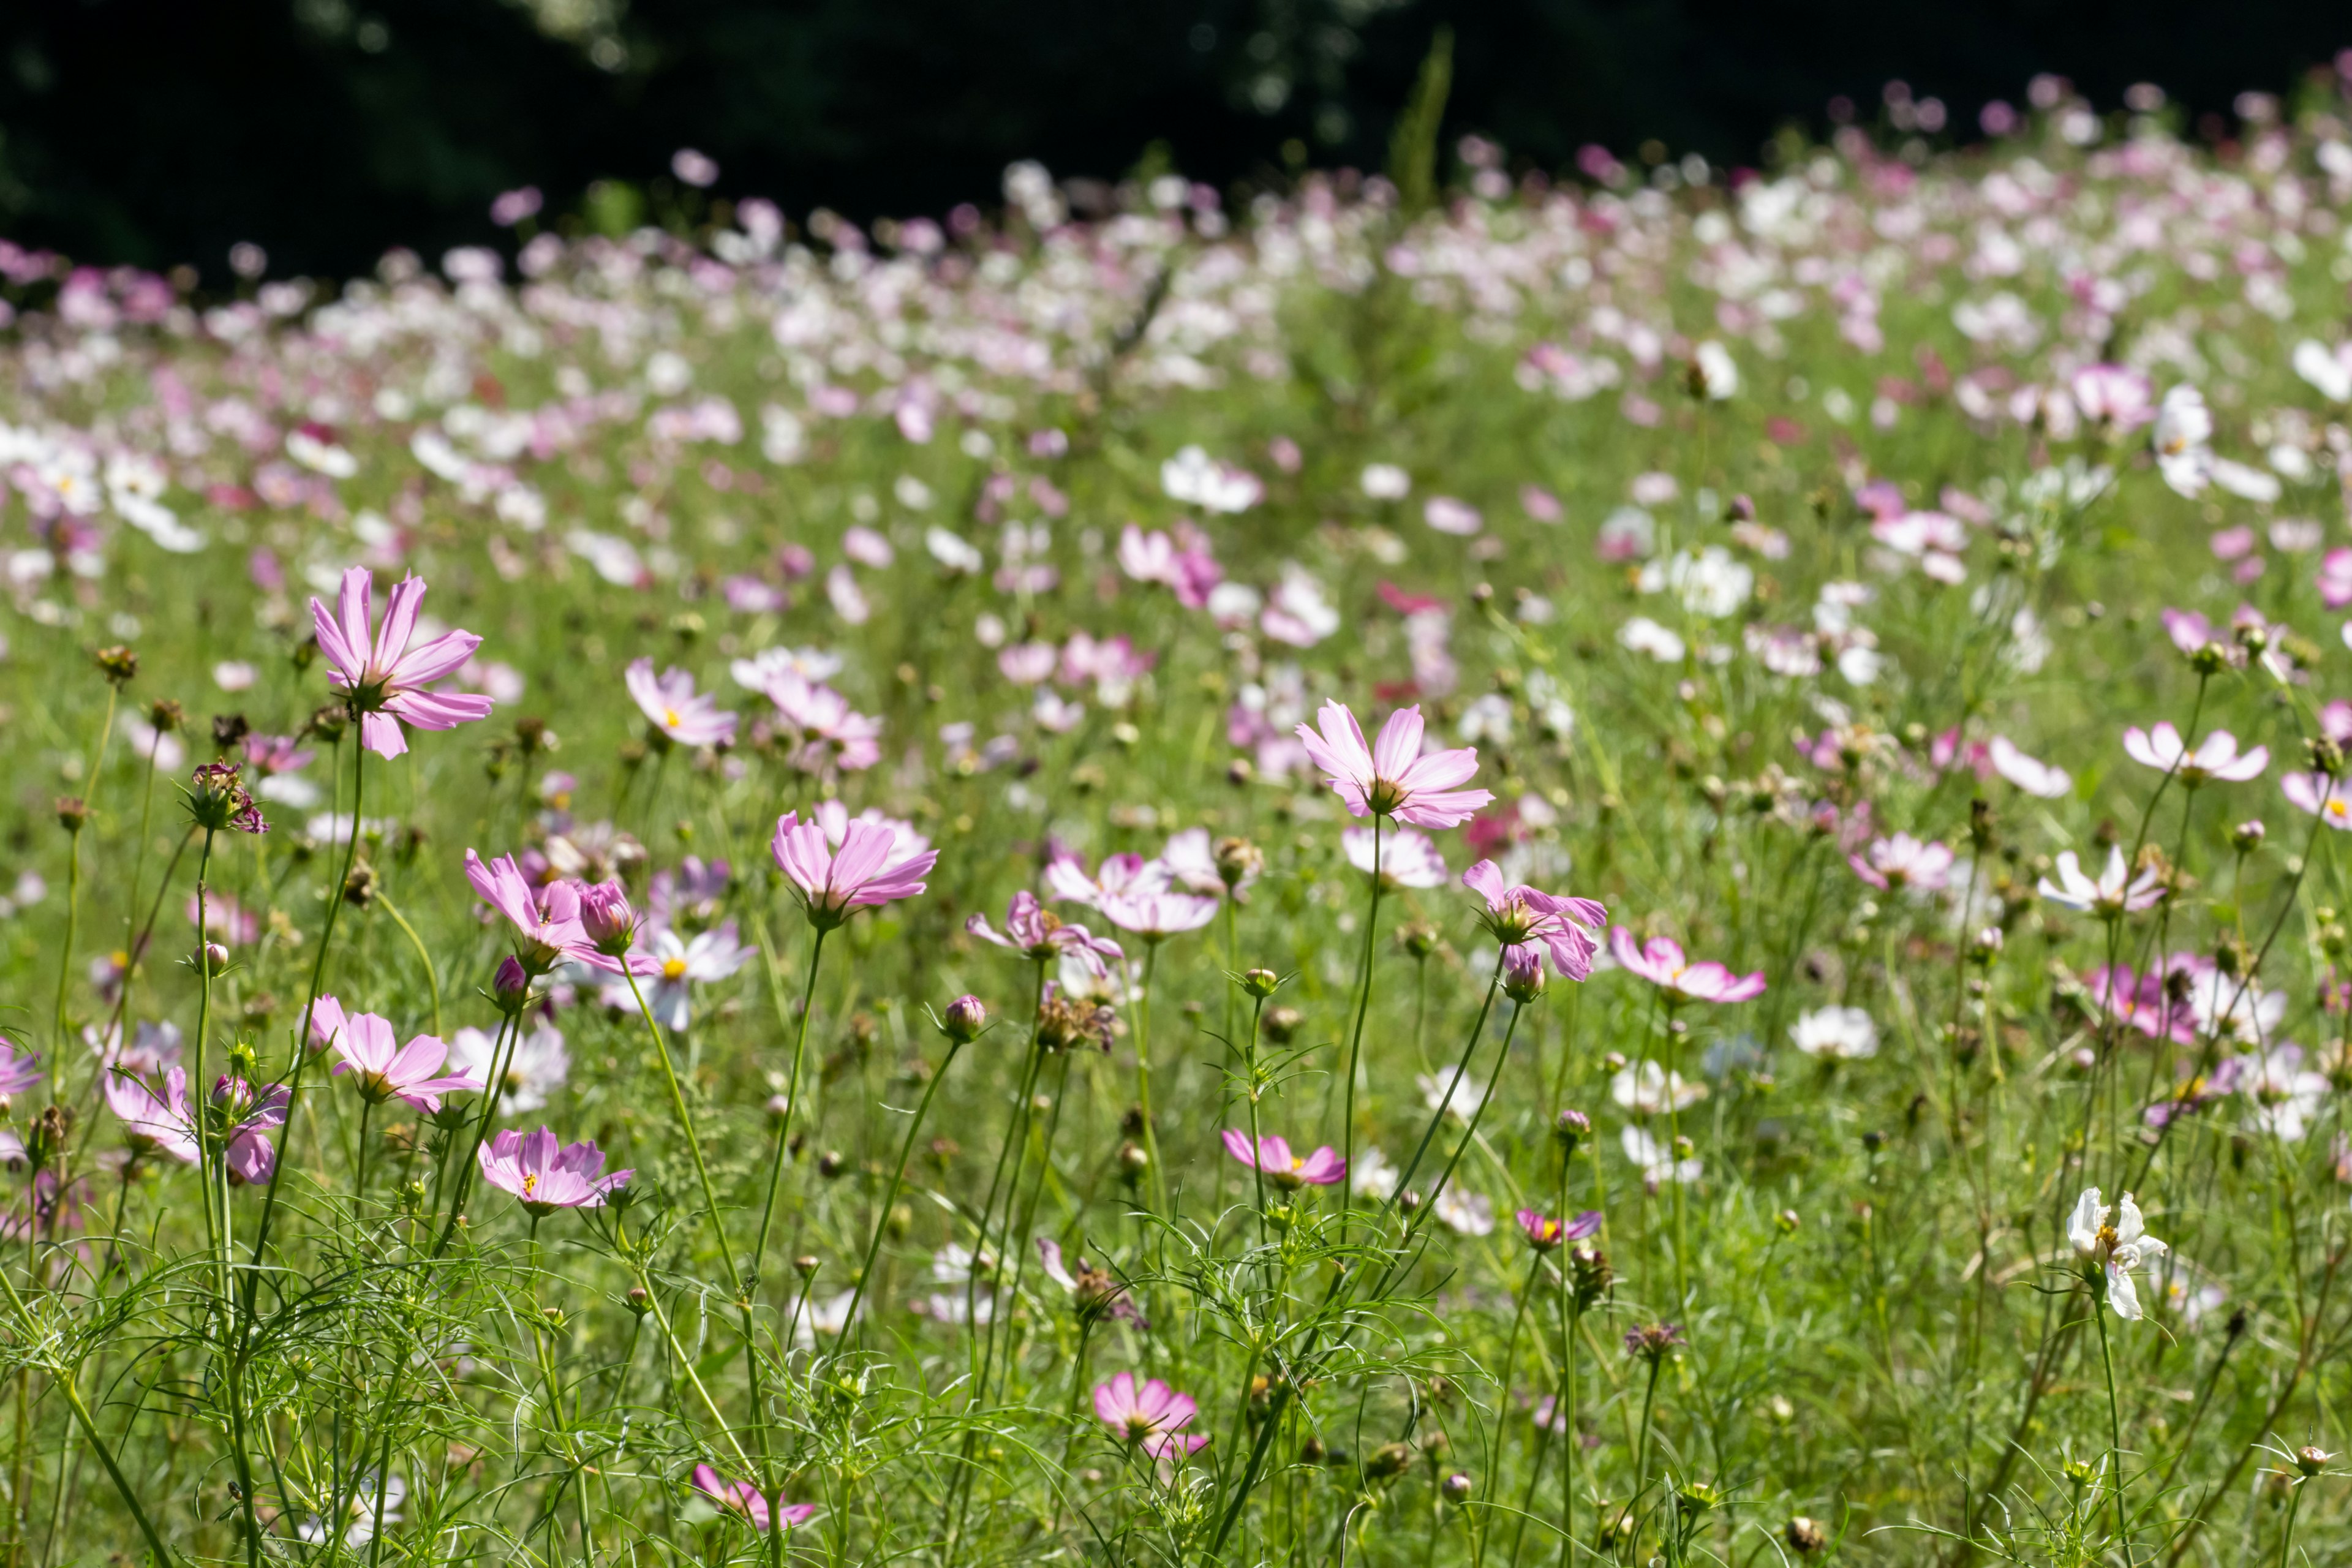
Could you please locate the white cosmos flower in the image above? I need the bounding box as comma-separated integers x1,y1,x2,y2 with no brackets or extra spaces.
1789,1006,1877,1060
2036,847,2165,918
2065,1187,2168,1320
1622,1125,1701,1186
1434,1188,1495,1236
1611,1059,1707,1114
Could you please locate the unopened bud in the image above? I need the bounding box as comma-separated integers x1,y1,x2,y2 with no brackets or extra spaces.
2232,819,2267,854
148,699,184,733
625,1286,650,1315
1554,1108,1590,1153
1215,836,1264,888
1776,1208,1801,1234
1441,1472,1474,1502
1785,1516,1826,1555
55,797,88,835
1241,968,1281,999
1117,1140,1150,1179
2297,1446,2332,1477
1262,1006,1302,1044
941,993,988,1044
492,956,532,1013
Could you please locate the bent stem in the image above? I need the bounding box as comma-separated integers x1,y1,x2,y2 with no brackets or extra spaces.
840,1037,962,1342
373,893,440,1039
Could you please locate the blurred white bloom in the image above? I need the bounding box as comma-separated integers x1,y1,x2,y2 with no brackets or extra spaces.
1789,1006,1877,1060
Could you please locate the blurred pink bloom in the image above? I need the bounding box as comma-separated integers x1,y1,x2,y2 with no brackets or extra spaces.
2320,547,2352,609
1045,850,1168,908
1098,889,1218,940
1343,824,1449,888
1295,701,1494,829
1847,834,1954,892
771,808,937,925
1221,1130,1346,1188
1515,1208,1603,1250
625,659,737,749
1608,929,1765,1005
1094,1370,1210,1457
476,1125,633,1214
1989,736,2071,798
1461,860,1607,979
1423,496,1483,536
760,673,883,773
309,567,493,758
2282,771,2352,829
466,851,610,973
967,891,1125,974
2070,364,2154,429
2122,723,2267,783
690,1464,816,1532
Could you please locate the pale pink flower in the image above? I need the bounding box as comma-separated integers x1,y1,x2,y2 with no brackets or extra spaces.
1460,860,1607,979
761,672,883,773
1514,1208,1603,1250
1294,701,1494,829
308,567,493,758
475,1125,633,1214
464,851,614,973
104,1066,198,1163
2038,848,2165,917
2282,772,2352,829
2122,723,2268,784
1159,826,1247,896
1608,929,1765,1005
326,1007,480,1113
968,891,1125,974
1093,1371,1210,1457
1044,850,1169,909
1220,1129,1346,1188
771,809,938,926
690,1464,816,1532
1988,736,2071,799
1847,833,1955,892
2069,364,2155,430
1098,889,1219,940
625,659,737,749
1343,825,1449,888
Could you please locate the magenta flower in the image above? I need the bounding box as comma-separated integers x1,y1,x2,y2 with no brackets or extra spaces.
967,891,1126,975
1608,929,1765,1005
104,1066,198,1163
1461,861,1607,979
1294,700,1494,829
0,1041,41,1110
325,1005,481,1113
2283,772,2352,829
464,851,621,973
1221,1129,1348,1189
770,808,937,927
309,566,494,758
1093,1371,1210,1458
1847,834,1954,892
1515,1208,1604,1251
690,1464,817,1532
2122,723,2268,785
475,1126,633,1215
575,881,643,960
626,659,737,749
212,1076,290,1185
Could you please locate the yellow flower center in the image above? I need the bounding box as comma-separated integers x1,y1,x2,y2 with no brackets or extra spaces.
663,707,683,729
662,957,690,981
521,1172,538,1197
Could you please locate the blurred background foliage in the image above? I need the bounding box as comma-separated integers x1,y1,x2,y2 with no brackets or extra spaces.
3,0,2350,279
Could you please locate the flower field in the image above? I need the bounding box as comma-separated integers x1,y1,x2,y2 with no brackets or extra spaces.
6,72,2352,1568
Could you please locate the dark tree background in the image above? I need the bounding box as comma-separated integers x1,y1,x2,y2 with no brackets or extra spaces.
2,0,2346,279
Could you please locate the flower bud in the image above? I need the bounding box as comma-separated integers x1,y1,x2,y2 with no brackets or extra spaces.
1215,836,1264,888
1364,1442,1413,1482
2309,735,2346,778
2232,819,2267,854
55,797,88,835
941,993,988,1044
1262,1006,1302,1044
625,1286,650,1315
1117,1140,1150,1180
2297,1446,2332,1477
576,881,638,957
197,941,232,975
816,1150,848,1179
92,645,139,685
1502,944,1547,1003
148,699,184,733
1441,1472,1474,1502
2191,640,2231,674
492,957,532,1013
1240,968,1281,999
794,1255,821,1276
213,712,250,753
1553,1108,1590,1154
1776,1208,1801,1235
1785,1516,1826,1555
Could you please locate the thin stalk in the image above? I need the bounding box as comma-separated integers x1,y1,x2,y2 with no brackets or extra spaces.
841,1038,962,1340
373,894,440,1039
1338,818,1384,1238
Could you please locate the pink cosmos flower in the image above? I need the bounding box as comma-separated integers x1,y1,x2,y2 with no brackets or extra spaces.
0,1042,39,1110
211,1077,291,1184
323,1005,481,1113
2121,723,2268,784
770,808,938,927
1343,825,1449,889
1847,834,1955,892
475,1126,633,1215
2069,364,2155,430
690,1464,817,1532
1093,1371,1210,1457
2038,848,2165,917
309,566,494,758
1045,850,1169,908
1220,1129,1347,1188
1098,889,1219,940
104,1066,200,1163
1294,701,1494,829
1988,737,2071,799
2159,607,2229,660
967,891,1125,975
464,851,617,973
1608,929,1765,1005
2320,547,2352,610
1460,861,1608,980
625,659,737,749
1514,1208,1604,1250
2282,772,2352,829
761,673,884,774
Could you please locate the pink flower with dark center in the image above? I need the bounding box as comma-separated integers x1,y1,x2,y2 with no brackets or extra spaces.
690,1465,817,1532
1093,1371,1210,1457
1220,1129,1347,1188
2122,723,2269,784
1847,834,1954,892
326,1008,481,1113
1296,701,1494,829
475,1126,633,1215
967,891,1125,975
1515,1208,1604,1250
771,808,938,927
1608,929,1765,1005
464,851,611,973
309,566,494,758
1461,860,1608,979
625,659,737,749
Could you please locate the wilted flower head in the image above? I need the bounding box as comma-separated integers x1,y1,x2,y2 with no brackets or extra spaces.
186,763,268,835
1624,1322,1686,1363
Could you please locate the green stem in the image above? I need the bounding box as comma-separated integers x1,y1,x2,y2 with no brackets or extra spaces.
841,1039,963,1341
1340,818,1384,1238
373,894,440,1039
2094,1292,2131,1568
